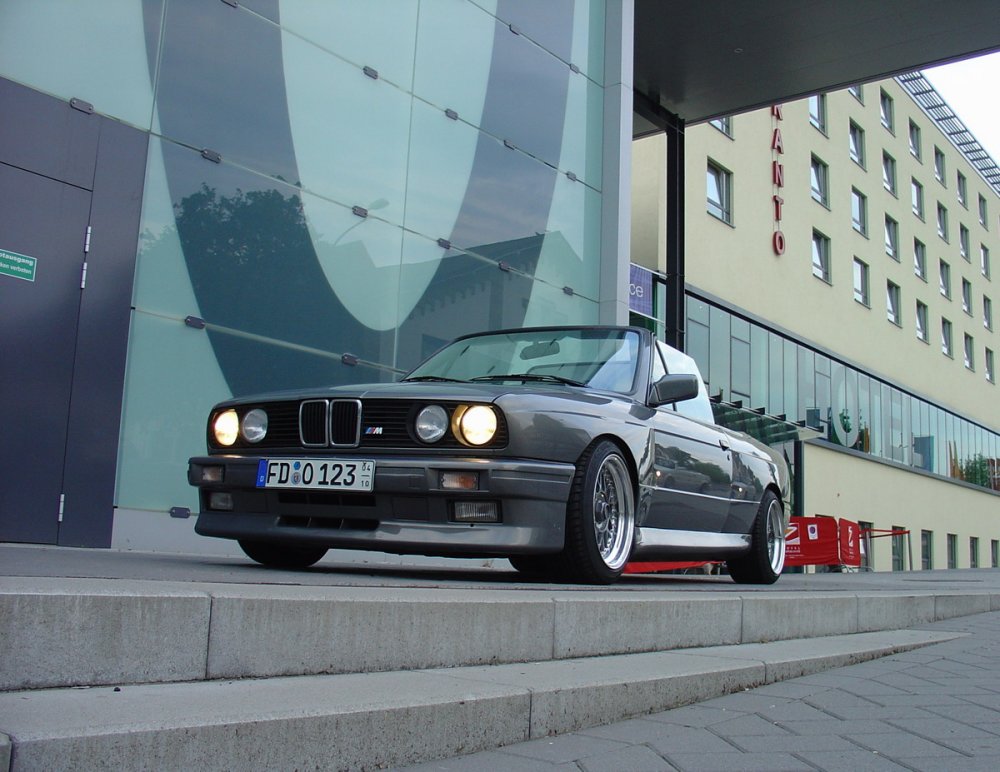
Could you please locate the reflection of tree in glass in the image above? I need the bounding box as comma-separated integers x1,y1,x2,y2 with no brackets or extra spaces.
155,183,393,394
961,455,991,488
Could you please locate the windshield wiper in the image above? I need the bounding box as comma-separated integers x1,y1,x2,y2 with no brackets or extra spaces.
401,375,467,383
470,373,585,387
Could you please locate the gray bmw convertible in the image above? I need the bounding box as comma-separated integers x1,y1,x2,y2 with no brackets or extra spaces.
189,326,789,584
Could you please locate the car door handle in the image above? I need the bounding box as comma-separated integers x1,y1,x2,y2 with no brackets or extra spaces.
719,438,730,451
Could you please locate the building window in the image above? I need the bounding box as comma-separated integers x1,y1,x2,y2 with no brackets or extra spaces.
957,172,968,207
880,89,894,131
992,539,999,569
892,527,906,571
809,94,827,133
959,224,970,261
921,530,933,570
911,178,924,219
849,121,865,166
706,160,732,223
936,202,948,241
947,533,957,569
942,318,953,357
882,152,896,194
983,245,992,279
916,301,929,342
886,281,901,326
962,279,972,315
884,216,899,259
979,194,989,228
812,230,831,282
851,188,868,235
939,259,951,298
908,120,922,160
848,83,864,102
811,156,829,206
987,348,996,384
985,296,993,331
914,238,927,280
971,537,980,569
858,521,874,571
853,258,870,306
964,334,975,370
934,147,946,182
710,116,733,136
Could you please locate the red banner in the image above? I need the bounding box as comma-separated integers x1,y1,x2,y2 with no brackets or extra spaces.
839,519,862,567
784,516,839,567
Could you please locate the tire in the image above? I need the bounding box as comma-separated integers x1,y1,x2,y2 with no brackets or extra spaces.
726,490,785,584
561,440,636,584
238,539,328,569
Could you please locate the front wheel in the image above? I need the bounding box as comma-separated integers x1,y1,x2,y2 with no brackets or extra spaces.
561,441,636,584
726,490,785,584
238,539,328,569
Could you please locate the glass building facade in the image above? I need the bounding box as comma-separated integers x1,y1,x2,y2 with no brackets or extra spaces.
0,0,615,528
686,293,1000,493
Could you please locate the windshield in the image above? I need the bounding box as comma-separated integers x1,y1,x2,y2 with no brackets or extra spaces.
405,328,641,395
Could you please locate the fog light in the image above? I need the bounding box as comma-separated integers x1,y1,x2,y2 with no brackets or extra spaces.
452,501,499,523
201,466,224,483
441,471,479,490
209,492,234,511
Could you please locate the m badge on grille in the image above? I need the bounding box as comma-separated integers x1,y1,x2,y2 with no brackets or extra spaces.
365,427,384,435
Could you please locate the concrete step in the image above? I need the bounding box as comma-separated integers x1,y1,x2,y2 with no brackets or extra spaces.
1,576,995,692
0,628,960,771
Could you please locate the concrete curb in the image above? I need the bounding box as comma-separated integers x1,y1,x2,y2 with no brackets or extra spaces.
1,577,994,691
0,629,961,772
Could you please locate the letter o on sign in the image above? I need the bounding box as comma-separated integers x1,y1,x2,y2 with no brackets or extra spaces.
772,230,786,255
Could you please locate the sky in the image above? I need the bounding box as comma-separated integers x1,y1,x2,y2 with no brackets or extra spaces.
923,50,1000,163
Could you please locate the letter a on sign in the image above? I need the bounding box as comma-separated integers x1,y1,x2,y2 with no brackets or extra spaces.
771,128,784,154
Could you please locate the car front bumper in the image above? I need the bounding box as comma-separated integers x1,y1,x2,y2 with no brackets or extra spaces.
188,454,575,558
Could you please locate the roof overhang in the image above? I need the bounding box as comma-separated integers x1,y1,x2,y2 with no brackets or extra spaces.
634,0,1000,126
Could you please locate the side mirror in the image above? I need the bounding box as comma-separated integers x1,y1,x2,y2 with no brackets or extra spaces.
649,374,699,408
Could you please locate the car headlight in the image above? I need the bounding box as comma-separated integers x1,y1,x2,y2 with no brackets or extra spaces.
415,404,449,443
213,409,239,446
455,405,497,446
241,408,268,443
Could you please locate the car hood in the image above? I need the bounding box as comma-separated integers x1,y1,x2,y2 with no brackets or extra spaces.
214,380,628,407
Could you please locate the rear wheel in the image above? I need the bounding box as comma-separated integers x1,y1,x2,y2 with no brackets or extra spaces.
561,441,636,584
238,540,328,569
726,490,785,584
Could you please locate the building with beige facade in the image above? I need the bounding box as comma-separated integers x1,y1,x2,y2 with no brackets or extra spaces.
632,74,999,572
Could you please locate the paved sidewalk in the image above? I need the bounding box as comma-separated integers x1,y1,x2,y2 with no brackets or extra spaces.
397,611,1000,772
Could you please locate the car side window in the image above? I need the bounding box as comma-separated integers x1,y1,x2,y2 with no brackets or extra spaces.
655,342,716,425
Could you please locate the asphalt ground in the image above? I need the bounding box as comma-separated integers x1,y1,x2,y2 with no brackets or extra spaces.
5,542,1000,595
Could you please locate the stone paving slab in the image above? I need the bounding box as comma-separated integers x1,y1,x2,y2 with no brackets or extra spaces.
393,610,1000,772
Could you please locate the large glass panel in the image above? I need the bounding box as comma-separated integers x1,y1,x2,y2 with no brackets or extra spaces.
155,1,301,184
686,298,711,383
281,28,412,226
858,374,872,453
117,310,231,513
731,338,750,402
798,348,816,428
0,0,160,129
395,247,595,371
767,332,783,416
414,0,497,128
468,17,588,180
783,339,798,422
278,0,418,89
750,325,768,410
708,306,731,401
147,138,397,396
815,355,831,439
536,169,603,298
869,378,883,458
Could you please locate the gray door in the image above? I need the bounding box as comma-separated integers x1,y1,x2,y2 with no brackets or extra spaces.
0,163,92,542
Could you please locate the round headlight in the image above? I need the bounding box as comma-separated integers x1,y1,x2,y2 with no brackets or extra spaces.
213,409,239,446
415,405,449,443
458,405,497,446
241,408,268,443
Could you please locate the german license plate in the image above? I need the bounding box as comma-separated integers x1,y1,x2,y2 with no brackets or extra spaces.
255,459,375,491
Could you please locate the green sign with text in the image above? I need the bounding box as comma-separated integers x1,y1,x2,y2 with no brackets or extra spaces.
0,248,37,282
